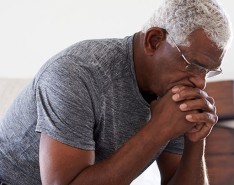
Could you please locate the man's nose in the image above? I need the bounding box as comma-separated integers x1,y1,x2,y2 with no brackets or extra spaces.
189,74,206,90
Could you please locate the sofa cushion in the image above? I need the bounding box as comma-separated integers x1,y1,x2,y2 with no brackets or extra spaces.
0,78,30,118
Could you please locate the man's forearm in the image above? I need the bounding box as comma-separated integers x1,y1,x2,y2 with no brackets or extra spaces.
168,138,209,185
70,121,167,185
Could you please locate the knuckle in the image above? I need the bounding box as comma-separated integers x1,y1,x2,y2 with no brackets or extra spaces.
197,88,202,95
198,89,208,98
205,113,211,120
203,98,215,111
208,96,215,104
197,88,203,96
205,113,217,124
202,112,211,122
206,96,215,108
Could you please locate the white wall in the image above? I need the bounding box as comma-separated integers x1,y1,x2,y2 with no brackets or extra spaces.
0,0,159,78
0,1,233,184
1,0,233,81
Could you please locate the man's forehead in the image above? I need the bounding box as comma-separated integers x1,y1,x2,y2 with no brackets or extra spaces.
187,30,224,63
189,30,217,48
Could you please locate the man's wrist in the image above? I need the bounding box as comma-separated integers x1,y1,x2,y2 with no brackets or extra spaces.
184,137,206,155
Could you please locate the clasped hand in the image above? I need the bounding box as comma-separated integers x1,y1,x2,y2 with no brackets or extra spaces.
171,85,218,142
150,85,218,143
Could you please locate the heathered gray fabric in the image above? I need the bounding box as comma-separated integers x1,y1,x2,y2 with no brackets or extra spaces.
0,35,184,184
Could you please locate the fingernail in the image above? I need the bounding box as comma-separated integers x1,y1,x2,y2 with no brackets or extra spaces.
186,114,192,121
180,103,187,110
172,94,180,101
172,86,180,93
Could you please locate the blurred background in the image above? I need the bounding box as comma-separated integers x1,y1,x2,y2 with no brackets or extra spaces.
0,0,233,184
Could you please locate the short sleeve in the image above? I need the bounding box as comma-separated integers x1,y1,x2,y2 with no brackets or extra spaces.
164,135,184,155
35,55,97,150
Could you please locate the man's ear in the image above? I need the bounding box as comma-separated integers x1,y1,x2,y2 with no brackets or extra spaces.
143,27,167,55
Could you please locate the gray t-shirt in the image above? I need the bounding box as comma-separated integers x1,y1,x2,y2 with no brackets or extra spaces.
0,35,184,185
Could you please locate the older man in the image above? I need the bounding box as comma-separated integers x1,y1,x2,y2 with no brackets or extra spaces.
0,0,232,184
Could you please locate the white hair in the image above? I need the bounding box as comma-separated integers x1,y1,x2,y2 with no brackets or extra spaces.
142,0,233,50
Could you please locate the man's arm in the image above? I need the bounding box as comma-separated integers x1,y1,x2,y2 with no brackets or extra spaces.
39,133,95,185
39,88,196,185
156,151,182,185
40,121,169,185
157,140,208,185
156,85,217,185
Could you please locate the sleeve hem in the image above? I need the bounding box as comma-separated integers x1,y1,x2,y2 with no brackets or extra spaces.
36,127,95,151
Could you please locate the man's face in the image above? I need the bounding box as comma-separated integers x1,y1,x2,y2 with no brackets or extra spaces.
150,29,225,97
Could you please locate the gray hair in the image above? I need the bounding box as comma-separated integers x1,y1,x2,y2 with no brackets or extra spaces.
142,0,233,50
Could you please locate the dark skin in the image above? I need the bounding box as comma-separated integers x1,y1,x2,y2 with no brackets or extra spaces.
39,27,224,185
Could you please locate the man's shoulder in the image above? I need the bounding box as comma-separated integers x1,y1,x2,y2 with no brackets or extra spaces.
67,37,124,52
40,37,127,69
33,36,133,90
